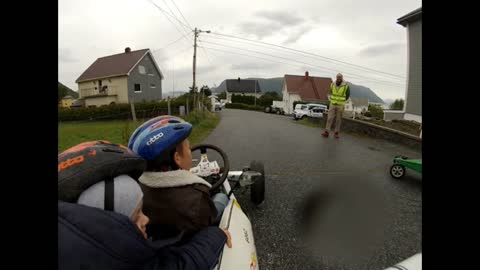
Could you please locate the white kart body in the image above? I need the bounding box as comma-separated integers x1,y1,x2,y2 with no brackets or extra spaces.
191,158,259,270
213,176,259,270
214,198,259,269
384,253,421,270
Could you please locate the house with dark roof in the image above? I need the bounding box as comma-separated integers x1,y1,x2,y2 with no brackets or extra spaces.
280,72,332,114
225,79,261,103
76,47,164,107
384,7,422,127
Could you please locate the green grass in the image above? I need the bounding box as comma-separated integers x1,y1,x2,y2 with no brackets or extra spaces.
295,118,325,128
58,111,220,153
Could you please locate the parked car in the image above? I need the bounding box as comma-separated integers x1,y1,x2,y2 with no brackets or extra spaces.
293,103,327,120
264,101,285,115
214,101,222,111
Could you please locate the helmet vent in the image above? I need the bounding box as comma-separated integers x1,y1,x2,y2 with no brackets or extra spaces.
173,126,184,130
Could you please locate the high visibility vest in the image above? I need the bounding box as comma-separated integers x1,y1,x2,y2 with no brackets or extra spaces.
329,83,348,105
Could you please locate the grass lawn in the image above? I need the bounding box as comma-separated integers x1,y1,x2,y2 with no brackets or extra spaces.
294,118,326,128
58,111,220,153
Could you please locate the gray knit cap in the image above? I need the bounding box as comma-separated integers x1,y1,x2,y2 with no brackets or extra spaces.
77,174,143,218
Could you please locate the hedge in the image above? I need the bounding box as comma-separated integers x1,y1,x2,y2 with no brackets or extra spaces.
59,98,210,122
225,103,263,111
231,93,282,107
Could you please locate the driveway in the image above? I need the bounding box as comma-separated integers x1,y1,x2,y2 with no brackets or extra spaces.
201,109,422,270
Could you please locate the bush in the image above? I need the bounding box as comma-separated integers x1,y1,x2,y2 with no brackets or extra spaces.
368,104,384,119
225,103,263,111
231,94,255,105
58,99,209,122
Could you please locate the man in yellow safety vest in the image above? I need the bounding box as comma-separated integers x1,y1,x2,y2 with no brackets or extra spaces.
322,73,350,139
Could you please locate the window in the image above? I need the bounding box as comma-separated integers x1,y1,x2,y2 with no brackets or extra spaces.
138,65,146,74
134,84,141,92
150,83,156,88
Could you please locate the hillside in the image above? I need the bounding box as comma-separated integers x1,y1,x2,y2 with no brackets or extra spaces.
58,82,79,99
212,77,384,103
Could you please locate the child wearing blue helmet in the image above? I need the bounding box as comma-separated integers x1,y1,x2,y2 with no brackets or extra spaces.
129,115,230,240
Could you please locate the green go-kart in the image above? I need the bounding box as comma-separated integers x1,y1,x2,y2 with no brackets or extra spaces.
390,156,422,179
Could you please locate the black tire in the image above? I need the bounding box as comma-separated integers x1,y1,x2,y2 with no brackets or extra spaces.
390,164,406,179
301,115,307,119
276,110,281,115
250,161,265,205
264,106,271,113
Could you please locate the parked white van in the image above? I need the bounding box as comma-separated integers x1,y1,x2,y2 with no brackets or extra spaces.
293,103,328,120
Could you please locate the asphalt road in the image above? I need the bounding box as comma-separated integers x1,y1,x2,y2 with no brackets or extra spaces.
201,109,422,270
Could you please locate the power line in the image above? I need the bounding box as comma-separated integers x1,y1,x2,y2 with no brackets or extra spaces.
202,34,404,83
159,0,191,34
151,44,192,60
151,32,192,52
200,46,404,89
147,0,192,31
197,39,214,66
209,31,405,80
147,0,190,47
170,0,193,30
200,40,404,87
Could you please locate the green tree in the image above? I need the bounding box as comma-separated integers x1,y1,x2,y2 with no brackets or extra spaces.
368,104,384,119
218,91,226,99
200,85,212,97
389,99,404,110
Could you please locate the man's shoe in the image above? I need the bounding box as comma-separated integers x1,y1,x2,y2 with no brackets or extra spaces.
322,131,329,138
334,132,339,139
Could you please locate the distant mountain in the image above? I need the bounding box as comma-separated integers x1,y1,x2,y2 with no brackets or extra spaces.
58,82,79,99
212,77,384,103
212,77,283,94
383,98,395,105
348,83,384,104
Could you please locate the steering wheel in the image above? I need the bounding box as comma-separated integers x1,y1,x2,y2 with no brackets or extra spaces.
190,144,230,192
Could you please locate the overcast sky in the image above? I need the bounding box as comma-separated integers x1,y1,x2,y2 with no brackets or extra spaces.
59,0,421,101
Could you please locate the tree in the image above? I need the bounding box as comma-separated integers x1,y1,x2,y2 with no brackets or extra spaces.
390,99,404,110
368,104,384,119
200,85,212,97
218,91,226,99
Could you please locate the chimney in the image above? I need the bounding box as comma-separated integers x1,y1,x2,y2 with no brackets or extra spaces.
125,47,131,53
305,71,309,80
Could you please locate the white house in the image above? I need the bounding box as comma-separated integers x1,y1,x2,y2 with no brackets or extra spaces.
281,72,332,114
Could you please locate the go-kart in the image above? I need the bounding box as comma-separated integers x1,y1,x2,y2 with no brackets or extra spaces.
189,144,265,270
390,155,422,179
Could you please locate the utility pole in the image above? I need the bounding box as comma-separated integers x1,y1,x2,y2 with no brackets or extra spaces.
192,27,198,111
192,27,210,111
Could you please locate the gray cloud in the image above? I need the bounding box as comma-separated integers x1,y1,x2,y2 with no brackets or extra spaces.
255,11,304,26
231,61,276,70
358,42,405,57
175,65,219,78
238,21,283,39
283,26,311,44
58,48,78,63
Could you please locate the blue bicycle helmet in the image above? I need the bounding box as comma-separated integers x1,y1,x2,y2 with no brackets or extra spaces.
128,115,192,162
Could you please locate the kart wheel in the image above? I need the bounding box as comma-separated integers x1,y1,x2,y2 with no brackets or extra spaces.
276,110,281,115
301,115,306,119
390,164,406,179
250,161,265,205
265,106,271,113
